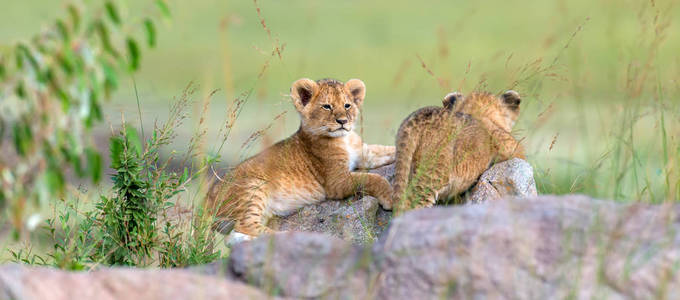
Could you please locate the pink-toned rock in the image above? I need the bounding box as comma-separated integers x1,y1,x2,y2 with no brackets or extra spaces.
229,195,680,299
0,264,277,300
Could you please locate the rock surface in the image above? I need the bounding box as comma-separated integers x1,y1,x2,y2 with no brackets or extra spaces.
5,195,680,299
225,195,680,299
268,158,537,244
229,232,368,298
0,264,276,300
269,196,382,245
465,158,538,203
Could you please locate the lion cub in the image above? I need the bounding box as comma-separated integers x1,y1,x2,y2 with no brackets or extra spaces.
392,90,524,212
207,78,395,236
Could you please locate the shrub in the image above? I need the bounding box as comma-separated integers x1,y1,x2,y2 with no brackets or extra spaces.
0,0,170,237
10,86,224,269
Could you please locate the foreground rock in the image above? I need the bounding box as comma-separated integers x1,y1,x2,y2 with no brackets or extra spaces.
0,264,275,300
5,195,680,299
227,195,680,299
268,158,537,244
229,232,368,298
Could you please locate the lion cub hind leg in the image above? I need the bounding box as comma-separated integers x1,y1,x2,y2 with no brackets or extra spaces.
232,186,275,237
358,144,396,169
397,182,438,213
396,170,449,214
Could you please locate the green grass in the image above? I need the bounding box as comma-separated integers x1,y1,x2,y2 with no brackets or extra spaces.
1,0,679,264
2,0,677,201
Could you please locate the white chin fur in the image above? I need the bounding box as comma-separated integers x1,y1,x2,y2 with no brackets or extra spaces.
327,130,350,137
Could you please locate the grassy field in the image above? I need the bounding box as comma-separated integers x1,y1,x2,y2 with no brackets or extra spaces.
2,0,679,207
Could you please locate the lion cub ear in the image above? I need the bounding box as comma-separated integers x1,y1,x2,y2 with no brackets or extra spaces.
345,79,366,106
291,78,318,110
442,92,463,110
501,90,521,110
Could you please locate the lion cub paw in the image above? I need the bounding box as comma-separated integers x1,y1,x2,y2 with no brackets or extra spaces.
377,197,393,210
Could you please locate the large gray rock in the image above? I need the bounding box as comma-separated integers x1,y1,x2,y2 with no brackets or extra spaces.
227,195,680,299
267,159,537,244
269,196,381,245
465,158,538,203
0,264,276,300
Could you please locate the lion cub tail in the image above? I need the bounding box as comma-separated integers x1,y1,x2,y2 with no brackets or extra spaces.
391,117,420,212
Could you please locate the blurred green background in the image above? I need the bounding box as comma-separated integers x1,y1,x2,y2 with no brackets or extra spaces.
2,0,679,201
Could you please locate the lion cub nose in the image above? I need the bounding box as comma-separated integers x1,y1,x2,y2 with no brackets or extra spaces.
336,119,348,125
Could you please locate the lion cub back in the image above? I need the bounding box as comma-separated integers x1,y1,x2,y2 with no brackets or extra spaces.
392,91,524,212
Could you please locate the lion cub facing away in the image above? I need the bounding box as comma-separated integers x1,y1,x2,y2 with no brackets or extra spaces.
392,90,525,212
207,78,395,236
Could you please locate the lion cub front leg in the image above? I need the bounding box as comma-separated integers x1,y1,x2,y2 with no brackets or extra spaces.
236,214,274,237
353,172,393,209
358,144,396,169
325,172,393,210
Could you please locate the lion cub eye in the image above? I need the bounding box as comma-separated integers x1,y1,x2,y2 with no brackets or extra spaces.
344,103,351,109
322,104,332,110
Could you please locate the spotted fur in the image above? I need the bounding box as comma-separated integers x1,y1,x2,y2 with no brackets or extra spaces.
392,90,525,213
206,78,395,236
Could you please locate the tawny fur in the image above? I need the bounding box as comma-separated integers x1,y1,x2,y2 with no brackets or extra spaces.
391,90,525,213
206,78,395,236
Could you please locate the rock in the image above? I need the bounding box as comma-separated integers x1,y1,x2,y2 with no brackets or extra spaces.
465,158,538,203
0,264,276,300
228,231,369,298
7,195,680,299
368,163,396,183
264,163,400,245
269,196,381,245
374,195,680,299
227,195,680,299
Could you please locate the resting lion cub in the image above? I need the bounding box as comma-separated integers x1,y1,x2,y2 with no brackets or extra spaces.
392,90,525,212
207,78,395,236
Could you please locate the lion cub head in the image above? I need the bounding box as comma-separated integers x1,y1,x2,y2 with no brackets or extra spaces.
290,78,365,138
444,90,521,132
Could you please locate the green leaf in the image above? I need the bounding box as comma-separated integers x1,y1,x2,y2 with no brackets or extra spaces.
105,1,122,26
67,4,80,31
179,167,188,183
101,61,118,96
56,53,74,75
109,136,124,169
12,122,32,156
156,0,171,18
124,125,143,156
0,60,5,80
14,50,23,69
143,19,156,48
15,80,26,98
45,161,65,193
55,19,70,41
95,21,118,57
16,44,40,73
44,68,70,111
87,147,102,183
86,93,103,128
126,38,140,71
